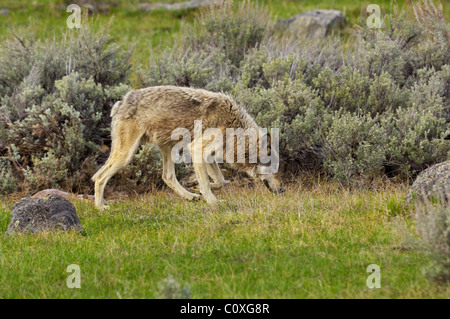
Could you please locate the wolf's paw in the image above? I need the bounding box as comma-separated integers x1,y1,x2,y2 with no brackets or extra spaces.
204,196,219,204
96,204,110,211
210,183,223,190
210,180,231,190
188,194,202,201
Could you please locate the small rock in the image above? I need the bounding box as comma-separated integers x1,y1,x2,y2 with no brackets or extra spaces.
0,9,10,15
32,188,97,203
5,194,83,236
138,3,165,11
405,160,450,204
275,9,346,39
138,0,212,12
56,1,116,13
32,189,75,201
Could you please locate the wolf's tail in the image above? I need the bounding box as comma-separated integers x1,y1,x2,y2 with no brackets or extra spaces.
92,100,123,183
110,100,123,118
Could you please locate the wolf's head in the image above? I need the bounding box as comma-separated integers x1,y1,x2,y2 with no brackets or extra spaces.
245,130,285,194
259,170,285,194
245,164,285,194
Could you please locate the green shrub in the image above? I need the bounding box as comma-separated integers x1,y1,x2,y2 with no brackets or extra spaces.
114,144,165,194
0,21,153,195
383,66,450,176
0,160,17,194
323,112,388,183
183,0,272,68
137,47,233,92
235,76,326,169
1,0,449,194
137,0,272,90
414,199,450,282
155,275,192,299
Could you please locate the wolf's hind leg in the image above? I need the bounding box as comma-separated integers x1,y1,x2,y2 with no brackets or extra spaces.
92,120,143,209
161,147,201,201
206,162,229,190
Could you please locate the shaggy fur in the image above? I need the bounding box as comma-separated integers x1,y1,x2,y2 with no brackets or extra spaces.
92,86,283,209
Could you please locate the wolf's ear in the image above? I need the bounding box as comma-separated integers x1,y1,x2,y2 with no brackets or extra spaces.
202,98,219,115
203,98,219,110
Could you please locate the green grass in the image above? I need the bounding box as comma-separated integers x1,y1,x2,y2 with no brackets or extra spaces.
0,183,448,298
0,0,196,68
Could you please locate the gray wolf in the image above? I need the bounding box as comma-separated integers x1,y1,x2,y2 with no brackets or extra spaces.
92,86,284,209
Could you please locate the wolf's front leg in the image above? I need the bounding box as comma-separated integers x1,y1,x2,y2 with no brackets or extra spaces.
190,141,218,204
206,161,230,190
193,162,218,203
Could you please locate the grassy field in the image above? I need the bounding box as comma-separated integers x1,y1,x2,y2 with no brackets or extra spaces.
1,0,448,67
0,182,448,298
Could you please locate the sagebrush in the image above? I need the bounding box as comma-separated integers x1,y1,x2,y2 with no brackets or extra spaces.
414,198,450,282
1,0,449,195
0,22,165,194
139,0,450,184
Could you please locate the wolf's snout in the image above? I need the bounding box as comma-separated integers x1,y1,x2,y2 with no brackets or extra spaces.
262,176,285,194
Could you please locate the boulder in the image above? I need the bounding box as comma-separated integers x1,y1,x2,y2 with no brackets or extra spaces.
275,9,346,39
0,9,9,15
5,194,83,236
405,160,450,204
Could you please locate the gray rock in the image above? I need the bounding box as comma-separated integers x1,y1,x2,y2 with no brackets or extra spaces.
56,1,116,13
405,160,450,204
0,9,10,15
275,9,346,39
138,0,212,11
5,194,83,236
32,188,97,203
